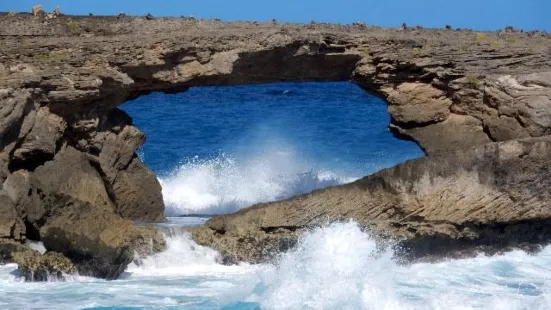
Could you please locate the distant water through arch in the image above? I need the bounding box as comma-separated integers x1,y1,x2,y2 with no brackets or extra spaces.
122,82,424,216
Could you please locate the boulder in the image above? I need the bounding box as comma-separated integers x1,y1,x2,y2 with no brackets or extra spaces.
2,170,40,238
12,250,76,282
2,145,166,279
0,190,25,242
98,125,145,184
384,83,452,125
391,114,492,154
193,136,551,263
31,146,115,216
0,239,28,264
40,202,165,279
112,156,165,222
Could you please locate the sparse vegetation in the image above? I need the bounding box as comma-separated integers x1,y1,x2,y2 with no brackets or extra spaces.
445,25,452,30
145,13,154,20
465,74,480,85
32,52,65,62
8,11,16,16
475,32,488,41
67,20,80,34
361,48,370,60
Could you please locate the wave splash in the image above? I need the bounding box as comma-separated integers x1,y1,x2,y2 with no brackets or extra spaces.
2,222,550,308
160,148,355,216
253,221,400,309
126,221,551,309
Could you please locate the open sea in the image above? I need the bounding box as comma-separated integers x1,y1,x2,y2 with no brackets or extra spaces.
1,82,551,309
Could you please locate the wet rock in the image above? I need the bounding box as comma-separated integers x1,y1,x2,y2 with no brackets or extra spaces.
132,227,167,264
0,239,28,264
12,250,76,282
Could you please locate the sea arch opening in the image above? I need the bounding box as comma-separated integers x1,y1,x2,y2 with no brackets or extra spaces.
122,81,424,217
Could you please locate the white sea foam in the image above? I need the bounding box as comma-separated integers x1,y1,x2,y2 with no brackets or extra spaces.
252,221,551,309
160,148,355,216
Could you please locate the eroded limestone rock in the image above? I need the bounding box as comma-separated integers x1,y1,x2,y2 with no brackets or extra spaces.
40,201,165,279
13,251,76,282
192,136,551,263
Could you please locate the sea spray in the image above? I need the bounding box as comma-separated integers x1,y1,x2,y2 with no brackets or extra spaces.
254,221,401,309
159,150,354,216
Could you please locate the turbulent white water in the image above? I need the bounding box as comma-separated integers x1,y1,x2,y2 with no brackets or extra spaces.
160,149,355,216
2,221,551,309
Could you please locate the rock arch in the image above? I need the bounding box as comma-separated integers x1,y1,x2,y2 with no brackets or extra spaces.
0,15,550,276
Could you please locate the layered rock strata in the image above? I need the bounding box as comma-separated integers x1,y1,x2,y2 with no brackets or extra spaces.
193,137,551,262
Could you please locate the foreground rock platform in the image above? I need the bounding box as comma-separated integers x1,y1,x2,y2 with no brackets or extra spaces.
1,13,550,272
193,136,551,263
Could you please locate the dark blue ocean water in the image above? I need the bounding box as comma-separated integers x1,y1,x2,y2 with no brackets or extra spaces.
123,82,424,215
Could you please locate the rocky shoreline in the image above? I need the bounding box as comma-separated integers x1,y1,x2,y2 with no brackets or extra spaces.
0,13,550,279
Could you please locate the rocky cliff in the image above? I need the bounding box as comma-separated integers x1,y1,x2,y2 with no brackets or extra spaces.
1,13,550,273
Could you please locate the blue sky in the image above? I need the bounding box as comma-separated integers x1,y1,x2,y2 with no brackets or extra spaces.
2,0,549,31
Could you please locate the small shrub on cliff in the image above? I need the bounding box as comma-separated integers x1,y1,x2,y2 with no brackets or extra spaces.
475,32,488,41
67,20,80,34
464,74,480,85
361,48,370,60
32,52,65,62
445,25,452,30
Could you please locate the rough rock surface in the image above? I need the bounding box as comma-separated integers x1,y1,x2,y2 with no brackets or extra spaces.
0,14,550,269
12,250,76,282
192,136,551,263
40,201,166,279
